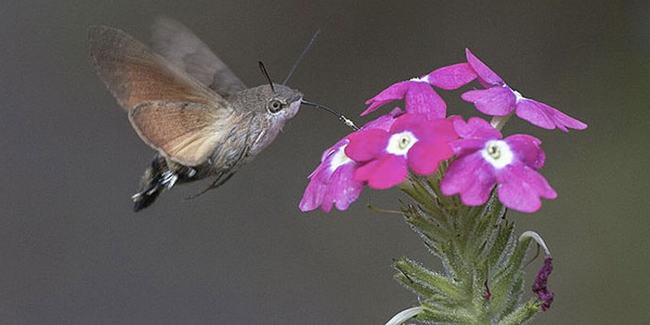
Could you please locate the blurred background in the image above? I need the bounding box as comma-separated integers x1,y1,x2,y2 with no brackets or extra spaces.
1,0,648,324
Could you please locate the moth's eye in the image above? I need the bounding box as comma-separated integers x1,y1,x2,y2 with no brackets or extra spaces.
268,99,284,113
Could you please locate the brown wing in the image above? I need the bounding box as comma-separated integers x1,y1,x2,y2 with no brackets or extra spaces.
89,25,227,110
89,25,234,166
129,101,233,166
150,17,246,97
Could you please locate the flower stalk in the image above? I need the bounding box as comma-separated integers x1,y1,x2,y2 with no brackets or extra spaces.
391,171,546,324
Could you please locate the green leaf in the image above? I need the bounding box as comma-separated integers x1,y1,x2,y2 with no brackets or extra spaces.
493,236,532,282
394,273,438,298
487,221,514,269
402,205,448,241
498,299,540,325
419,303,479,324
498,274,525,319
394,257,464,302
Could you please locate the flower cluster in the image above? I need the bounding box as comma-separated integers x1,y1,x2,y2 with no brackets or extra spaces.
300,49,586,213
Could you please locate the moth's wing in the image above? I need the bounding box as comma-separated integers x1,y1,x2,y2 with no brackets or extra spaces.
90,25,233,166
89,25,227,110
151,17,246,97
129,101,233,167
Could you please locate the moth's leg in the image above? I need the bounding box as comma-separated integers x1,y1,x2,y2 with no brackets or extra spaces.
184,170,234,200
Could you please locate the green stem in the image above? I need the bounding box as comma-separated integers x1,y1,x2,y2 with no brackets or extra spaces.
389,175,544,325
499,299,540,325
490,114,513,131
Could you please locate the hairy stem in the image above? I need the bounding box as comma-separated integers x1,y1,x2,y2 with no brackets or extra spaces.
389,173,545,324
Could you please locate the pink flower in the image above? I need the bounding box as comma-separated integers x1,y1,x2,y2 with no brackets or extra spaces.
461,49,587,132
299,138,361,212
361,64,477,119
299,109,402,212
440,117,557,213
345,113,458,189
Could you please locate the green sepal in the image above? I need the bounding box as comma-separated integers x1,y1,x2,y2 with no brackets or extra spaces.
498,299,540,325
393,257,464,302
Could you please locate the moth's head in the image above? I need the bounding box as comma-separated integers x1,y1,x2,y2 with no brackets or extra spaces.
252,62,303,121
259,83,303,121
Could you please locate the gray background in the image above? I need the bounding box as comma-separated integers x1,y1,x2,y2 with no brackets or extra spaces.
1,0,648,324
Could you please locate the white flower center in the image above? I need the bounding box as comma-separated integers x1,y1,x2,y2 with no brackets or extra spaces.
409,75,430,83
512,89,524,103
481,140,513,169
386,131,418,156
329,144,353,172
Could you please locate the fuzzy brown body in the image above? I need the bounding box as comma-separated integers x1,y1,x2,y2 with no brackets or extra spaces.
89,18,303,211
150,96,296,184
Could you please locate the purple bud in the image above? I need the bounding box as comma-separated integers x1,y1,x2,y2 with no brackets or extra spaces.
532,256,554,311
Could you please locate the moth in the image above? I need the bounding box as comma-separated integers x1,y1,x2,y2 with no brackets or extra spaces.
89,17,336,211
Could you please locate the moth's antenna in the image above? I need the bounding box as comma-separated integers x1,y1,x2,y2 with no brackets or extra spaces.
282,29,321,85
302,100,359,131
258,61,275,92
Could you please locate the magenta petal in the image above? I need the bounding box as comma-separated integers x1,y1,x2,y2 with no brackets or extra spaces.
462,87,516,116
516,99,587,132
388,107,405,117
546,105,588,130
345,128,389,162
299,175,329,212
465,48,504,86
441,152,496,206
407,141,453,175
362,81,411,116
426,63,478,90
453,117,502,140
323,164,363,211
301,141,356,212
355,155,408,189
319,139,348,166
300,160,362,213
449,138,486,155
390,113,425,133
362,108,403,131
300,141,362,213
514,100,556,130
353,159,378,183
496,163,557,213
505,134,546,169
404,82,447,119
428,118,458,142
391,115,457,144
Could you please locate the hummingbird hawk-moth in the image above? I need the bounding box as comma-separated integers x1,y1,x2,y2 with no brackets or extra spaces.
89,17,316,211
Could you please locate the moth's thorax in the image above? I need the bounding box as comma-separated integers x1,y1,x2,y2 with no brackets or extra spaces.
203,84,301,165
